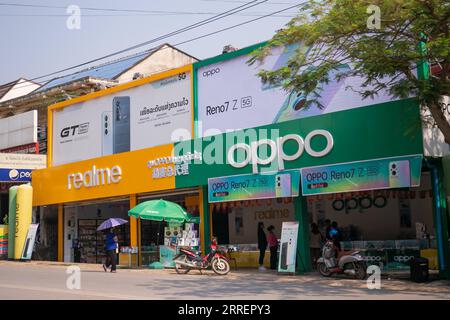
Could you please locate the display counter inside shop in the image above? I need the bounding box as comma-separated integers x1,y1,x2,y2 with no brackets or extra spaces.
342,239,439,271
223,244,271,268
223,239,439,270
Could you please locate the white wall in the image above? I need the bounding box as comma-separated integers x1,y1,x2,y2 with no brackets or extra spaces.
0,79,40,103
227,199,295,244
422,96,450,157
116,45,197,83
0,110,37,150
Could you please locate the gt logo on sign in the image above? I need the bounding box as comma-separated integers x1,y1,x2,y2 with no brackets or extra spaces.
228,130,334,173
61,123,89,138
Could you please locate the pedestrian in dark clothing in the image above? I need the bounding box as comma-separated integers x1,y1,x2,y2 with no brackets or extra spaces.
310,223,323,268
103,228,118,273
267,225,278,270
257,222,268,271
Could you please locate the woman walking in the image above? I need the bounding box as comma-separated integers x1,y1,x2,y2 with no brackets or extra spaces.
267,225,278,270
103,228,119,273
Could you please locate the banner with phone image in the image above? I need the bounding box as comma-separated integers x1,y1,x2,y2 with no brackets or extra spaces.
208,169,300,203
21,223,39,260
278,221,299,273
300,154,423,196
196,43,397,137
51,68,192,166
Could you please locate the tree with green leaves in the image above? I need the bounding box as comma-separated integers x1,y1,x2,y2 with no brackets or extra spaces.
251,0,450,142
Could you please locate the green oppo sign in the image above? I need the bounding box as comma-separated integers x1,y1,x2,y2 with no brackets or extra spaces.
174,99,423,188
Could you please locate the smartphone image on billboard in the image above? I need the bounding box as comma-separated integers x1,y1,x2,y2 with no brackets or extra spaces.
101,111,113,156
272,64,351,123
112,96,130,154
261,43,304,91
280,242,288,270
275,173,292,198
388,160,411,188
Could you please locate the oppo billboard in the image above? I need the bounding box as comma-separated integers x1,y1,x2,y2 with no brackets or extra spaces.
52,69,192,166
196,43,395,137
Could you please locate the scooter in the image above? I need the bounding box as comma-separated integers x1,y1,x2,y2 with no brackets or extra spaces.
173,238,231,275
316,240,367,280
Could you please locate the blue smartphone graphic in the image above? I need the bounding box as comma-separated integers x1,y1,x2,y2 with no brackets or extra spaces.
112,96,130,154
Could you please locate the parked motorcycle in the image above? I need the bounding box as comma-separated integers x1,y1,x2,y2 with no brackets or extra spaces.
316,240,367,280
173,238,231,275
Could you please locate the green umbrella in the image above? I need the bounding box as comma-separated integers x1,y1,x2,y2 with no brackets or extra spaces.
128,199,200,224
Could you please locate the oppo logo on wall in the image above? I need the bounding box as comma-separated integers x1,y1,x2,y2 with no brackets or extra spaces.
67,165,122,190
202,68,220,78
228,129,334,173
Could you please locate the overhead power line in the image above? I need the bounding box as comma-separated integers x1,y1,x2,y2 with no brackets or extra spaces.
1,2,304,93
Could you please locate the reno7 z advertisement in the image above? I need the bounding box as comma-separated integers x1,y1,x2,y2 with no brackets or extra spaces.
196,44,394,137
52,71,192,166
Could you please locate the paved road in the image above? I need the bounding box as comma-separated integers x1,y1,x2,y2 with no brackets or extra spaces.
0,261,449,300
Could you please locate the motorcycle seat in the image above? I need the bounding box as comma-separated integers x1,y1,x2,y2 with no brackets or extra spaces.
337,250,357,259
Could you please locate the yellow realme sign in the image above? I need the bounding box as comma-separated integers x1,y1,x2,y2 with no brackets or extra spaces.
32,143,175,206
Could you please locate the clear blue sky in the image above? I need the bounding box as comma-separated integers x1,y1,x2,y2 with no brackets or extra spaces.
0,0,300,85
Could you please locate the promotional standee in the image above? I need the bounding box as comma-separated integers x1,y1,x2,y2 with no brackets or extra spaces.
21,224,39,260
7,185,18,259
278,222,299,273
13,184,33,260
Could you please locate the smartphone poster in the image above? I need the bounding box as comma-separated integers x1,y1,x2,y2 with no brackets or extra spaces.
21,223,39,260
52,69,192,166
278,221,299,273
196,43,396,138
300,154,423,196
208,169,300,203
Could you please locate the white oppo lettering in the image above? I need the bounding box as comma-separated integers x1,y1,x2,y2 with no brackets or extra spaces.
67,165,122,189
228,130,333,173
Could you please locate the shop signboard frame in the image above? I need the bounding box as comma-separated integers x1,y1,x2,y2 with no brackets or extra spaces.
193,42,398,138
300,154,423,196
33,99,424,206
47,65,194,167
175,98,424,189
208,169,301,203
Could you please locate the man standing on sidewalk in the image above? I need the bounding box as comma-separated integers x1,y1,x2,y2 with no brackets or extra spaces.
103,228,118,273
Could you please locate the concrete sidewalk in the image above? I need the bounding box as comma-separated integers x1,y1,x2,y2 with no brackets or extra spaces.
0,260,449,300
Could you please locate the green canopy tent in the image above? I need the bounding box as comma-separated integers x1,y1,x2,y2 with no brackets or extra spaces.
128,199,200,269
128,199,200,224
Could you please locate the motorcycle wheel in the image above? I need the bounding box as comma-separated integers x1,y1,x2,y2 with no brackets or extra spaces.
354,262,367,280
317,263,332,277
174,255,191,274
211,257,230,275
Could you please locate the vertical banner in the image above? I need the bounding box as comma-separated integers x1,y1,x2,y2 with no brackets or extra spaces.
14,184,33,259
21,223,39,260
278,221,299,273
8,185,18,259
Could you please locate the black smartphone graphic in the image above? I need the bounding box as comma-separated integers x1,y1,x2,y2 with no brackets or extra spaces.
280,242,288,270
112,96,131,154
